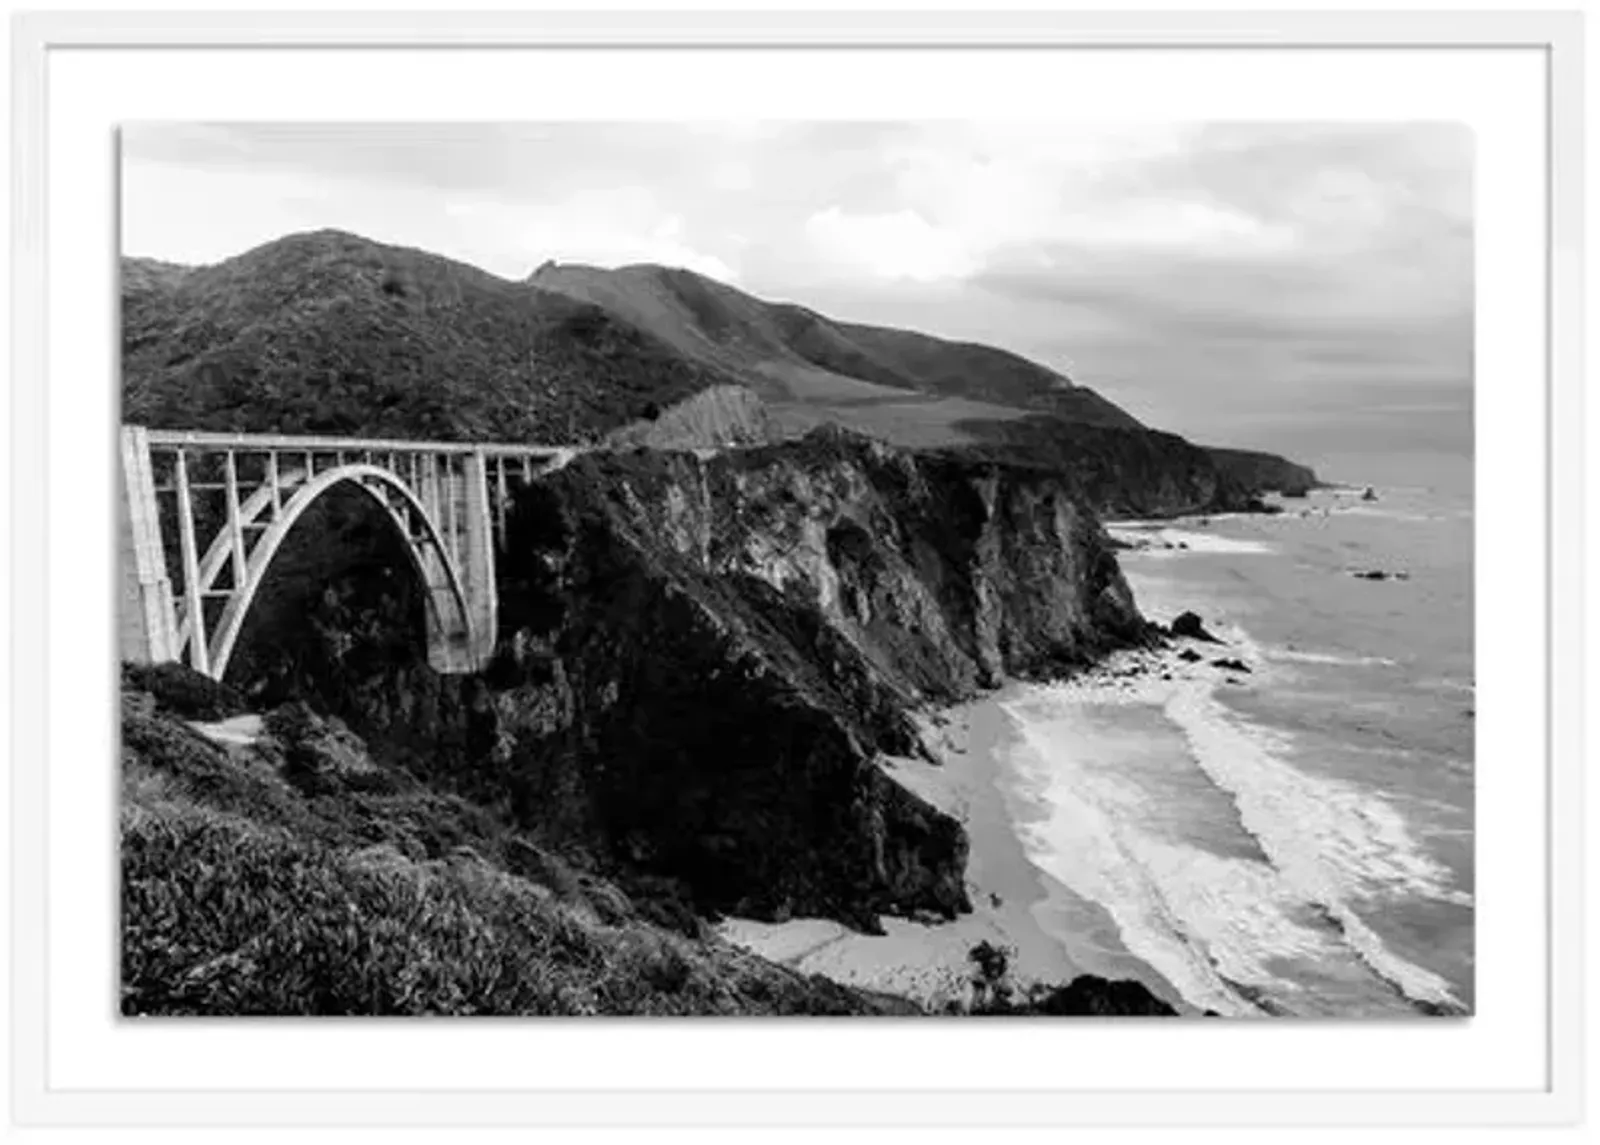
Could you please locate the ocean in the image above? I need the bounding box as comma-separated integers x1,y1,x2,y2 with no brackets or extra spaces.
993,471,1474,1017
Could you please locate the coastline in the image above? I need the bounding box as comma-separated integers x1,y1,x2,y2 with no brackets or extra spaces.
721,625,1471,1018
716,685,1191,1013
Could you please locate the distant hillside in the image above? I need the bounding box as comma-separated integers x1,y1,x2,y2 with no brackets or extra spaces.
528,261,1143,447
120,230,1316,504
1204,447,1320,498
122,231,736,442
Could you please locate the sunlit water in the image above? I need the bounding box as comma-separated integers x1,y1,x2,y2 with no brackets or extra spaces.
994,478,1473,1017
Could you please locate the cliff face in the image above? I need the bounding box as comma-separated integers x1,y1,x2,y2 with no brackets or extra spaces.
951,415,1309,518
225,428,1149,933
1205,447,1321,497
603,383,779,451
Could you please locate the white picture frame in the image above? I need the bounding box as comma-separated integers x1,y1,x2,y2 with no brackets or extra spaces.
8,5,1587,1132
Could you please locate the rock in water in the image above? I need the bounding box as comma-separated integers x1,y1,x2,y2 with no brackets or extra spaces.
1211,657,1251,673
1361,486,1379,502
1170,611,1220,643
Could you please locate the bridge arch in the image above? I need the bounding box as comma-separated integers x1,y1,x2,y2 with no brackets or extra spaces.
205,463,477,682
119,426,570,680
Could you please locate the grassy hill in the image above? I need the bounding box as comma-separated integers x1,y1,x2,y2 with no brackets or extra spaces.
529,261,1144,447
122,231,738,443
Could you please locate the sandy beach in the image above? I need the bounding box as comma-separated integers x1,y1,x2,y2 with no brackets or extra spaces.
716,661,1202,1012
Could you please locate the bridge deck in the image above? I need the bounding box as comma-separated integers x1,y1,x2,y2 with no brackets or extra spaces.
143,428,573,458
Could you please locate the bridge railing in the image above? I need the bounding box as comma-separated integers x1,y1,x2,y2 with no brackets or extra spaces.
144,427,572,458
140,429,576,547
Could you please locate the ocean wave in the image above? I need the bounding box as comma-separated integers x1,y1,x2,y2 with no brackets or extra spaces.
1163,685,1470,1010
1336,507,1435,522
1116,528,1275,556
997,696,1379,1017
998,713,1283,1017
1267,647,1399,668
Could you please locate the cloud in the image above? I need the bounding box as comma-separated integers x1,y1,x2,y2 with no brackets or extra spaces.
802,206,975,282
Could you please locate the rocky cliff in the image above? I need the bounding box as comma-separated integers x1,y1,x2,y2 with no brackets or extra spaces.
951,414,1311,518
224,427,1150,933
1205,446,1321,498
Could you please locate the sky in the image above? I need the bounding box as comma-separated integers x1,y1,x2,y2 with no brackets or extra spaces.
121,121,1473,479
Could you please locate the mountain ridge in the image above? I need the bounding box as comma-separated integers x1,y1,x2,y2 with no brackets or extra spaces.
120,229,1318,504
527,259,1146,437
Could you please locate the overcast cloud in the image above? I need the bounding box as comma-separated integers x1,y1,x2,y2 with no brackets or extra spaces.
122,121,1473,476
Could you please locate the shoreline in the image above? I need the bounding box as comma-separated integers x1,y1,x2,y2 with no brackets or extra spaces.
721,634,1470,1019
716,679,1194,1014
721,500,1471,1018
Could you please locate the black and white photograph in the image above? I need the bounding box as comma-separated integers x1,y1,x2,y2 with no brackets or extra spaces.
116,120,1475,1020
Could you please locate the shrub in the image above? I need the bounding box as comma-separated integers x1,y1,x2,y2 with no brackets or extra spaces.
121,662,247,721
119,695,916,1016
968,940,1014,1010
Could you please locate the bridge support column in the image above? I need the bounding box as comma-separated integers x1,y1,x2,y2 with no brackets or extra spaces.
421,452,497,674
118,426,178,665
460,452,498,669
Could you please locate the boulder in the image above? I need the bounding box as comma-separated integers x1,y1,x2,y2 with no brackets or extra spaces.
1211,657,1251,673
1170,611,1220,643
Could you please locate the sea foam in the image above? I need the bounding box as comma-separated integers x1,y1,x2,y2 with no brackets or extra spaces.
996,665,1472,1016
1162,685,1471,1010
1267,647,1399,668
1000,706,1284,1017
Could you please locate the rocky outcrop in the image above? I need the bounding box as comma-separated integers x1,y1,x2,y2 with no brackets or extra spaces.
1205,447,1321,498
221,427,1151,934
952,415,1311,518
604,383,780,451
1169,611,1220,643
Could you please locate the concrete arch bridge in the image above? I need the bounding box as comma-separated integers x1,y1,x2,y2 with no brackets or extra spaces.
119,426,577,681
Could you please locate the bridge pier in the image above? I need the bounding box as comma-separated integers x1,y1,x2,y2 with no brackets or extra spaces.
457,452,498,671
118,426,178,665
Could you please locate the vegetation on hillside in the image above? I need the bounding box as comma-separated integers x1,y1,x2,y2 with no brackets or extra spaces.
120,668,916,1016
121,230,1313,499
122,231,738,443
122,663,1178,1016
529,260,1144,425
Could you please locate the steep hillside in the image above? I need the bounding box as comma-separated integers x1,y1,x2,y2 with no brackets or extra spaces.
604,383,779,451
528,261,1144,438
122,231,737,442
122,657,1173,1016
526,259,1316,499
222,427,1151,930
1205,446,1320,498
949,415,1301,518
121,665,920,1016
